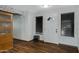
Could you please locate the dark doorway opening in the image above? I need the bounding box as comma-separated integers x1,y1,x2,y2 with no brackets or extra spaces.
36,16,43,34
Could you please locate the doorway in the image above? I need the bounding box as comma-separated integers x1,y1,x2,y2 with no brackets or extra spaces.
44,14,58,44
36,16,43,34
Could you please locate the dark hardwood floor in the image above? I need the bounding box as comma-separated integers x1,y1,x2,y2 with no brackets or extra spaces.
0,39,78,53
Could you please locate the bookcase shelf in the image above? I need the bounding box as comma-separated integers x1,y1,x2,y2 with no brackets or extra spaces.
0,11,13,50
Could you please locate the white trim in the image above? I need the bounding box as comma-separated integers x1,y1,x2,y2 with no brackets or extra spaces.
78,48,79,52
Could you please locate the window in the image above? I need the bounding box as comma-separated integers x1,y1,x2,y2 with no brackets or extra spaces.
61,12,74,37
36,16,43,34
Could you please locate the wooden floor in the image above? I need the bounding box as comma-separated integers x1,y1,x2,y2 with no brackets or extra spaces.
0,39,78,53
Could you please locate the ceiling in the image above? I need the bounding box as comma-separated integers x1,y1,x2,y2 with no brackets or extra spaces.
8,5,77,13
9,5,46,12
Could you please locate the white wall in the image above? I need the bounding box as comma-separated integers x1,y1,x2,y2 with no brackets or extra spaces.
34,6,79,47
13,14,24,40
13,5,79,47
22,11,35,41
13,11,35,41
58,6,79,47
77,8,79,48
